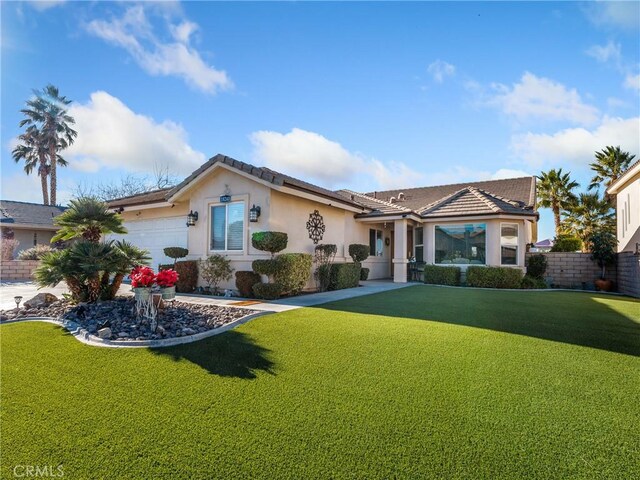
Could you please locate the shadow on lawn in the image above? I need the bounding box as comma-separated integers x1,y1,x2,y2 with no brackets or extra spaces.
150,330,275,379
319,286,640,357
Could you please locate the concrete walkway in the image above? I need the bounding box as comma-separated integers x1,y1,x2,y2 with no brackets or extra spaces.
0,280,412,312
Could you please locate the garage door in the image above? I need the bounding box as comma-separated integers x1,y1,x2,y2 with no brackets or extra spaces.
107,217,188,270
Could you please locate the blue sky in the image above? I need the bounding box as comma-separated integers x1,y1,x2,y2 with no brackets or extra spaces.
1,1,639,240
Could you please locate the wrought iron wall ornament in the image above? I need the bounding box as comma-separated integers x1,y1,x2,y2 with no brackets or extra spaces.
306,210,325,244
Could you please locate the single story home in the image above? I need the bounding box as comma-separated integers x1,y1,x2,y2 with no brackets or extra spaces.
0,200,66,256
606,159,640,253
107,154,538,287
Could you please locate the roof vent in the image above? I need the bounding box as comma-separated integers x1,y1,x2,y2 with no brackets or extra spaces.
397,192,406,201
389,196,397,203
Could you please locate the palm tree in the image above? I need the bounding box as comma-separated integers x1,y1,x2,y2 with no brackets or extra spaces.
52,197,127,243
561,192,615,250
19,85,77,205
536,168,580,236
589,146,636,194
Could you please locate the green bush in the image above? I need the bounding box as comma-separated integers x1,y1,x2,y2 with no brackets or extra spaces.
274,253,313,296
423,265,461,286
253,282,282,300
174,260,198,293
235,271,261,298
360,267,370,281
520,275,547,289
17,244,55,260
551,235,582,252
314,244,338,292
252,259,280,277
318,263,360,291
348,244,370,264
526,254,547,279
466,266,523,289
251,232,288,256
163,247,188,265
199,255,234,294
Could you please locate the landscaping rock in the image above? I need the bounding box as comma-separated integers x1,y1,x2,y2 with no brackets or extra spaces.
97,327,112,339
23,293,59,309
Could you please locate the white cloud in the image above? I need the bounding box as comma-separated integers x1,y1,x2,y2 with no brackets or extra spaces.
422,166,532,187
490,168,532,179
64,91,205,176
427,60,456,83
1,173,72,205
488,72,599,125
249,128,426,190
586,40,621,64
511,116,640,167
85,5,231,94
27,0,66,11
585,2,640,30
624,73,640,91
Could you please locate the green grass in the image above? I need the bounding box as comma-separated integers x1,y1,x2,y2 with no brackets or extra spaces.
1,286,639,479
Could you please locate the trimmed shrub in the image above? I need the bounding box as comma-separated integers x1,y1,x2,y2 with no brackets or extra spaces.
252,232,288,257
17,244,54,260
520,275,547,289
551,235,582,252
360,267,370,281
314,244,338,292
235,271,261,298
158,263,172,271
423,265,461,286
348,244,370,264
274,253,313,296
163,247,188,265
200,254,234,294
174,260,198,293
526,254,547,279
466,266,523,289
253,282,282,300
252,259,280,277
319,263,360,291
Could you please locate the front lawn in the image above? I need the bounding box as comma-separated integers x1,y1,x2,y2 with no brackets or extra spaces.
1,286,639,479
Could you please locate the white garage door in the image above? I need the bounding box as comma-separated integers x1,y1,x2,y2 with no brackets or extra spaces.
107,217,188,270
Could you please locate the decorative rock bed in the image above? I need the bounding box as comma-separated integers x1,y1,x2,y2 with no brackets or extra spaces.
0,297,259,342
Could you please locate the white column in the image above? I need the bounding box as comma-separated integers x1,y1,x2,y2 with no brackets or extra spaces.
393,219,408,283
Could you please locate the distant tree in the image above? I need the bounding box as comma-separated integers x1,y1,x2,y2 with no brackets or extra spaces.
19,85,76,205
589,146,636,200
562,192,615,250
12,126,50,205
536,168,580,236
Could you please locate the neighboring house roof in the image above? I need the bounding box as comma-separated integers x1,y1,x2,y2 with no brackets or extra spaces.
0,200,66,229
107,154,537,220
606,158,640,195
535,238,554,248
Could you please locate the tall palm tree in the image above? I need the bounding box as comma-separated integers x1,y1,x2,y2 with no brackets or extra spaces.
561,192,615,250
19,85,77,205
12,126,50,204
589,146,636,194
536,168,580,236
52,197,127,243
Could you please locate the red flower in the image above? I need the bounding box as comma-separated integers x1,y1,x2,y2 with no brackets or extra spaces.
130,266,156,288
156,269,179,288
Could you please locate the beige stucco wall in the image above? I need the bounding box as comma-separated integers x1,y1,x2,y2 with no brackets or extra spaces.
4,228,56,256
119,203,190,223
615,175,640,253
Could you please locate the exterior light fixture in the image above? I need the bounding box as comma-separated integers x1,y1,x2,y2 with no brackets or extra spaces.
249,204,261,222
14,296,23,311
186,210,198,227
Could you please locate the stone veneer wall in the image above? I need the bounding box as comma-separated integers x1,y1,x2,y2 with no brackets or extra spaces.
617,252,640,298
525,252,617,290
0,260,41,281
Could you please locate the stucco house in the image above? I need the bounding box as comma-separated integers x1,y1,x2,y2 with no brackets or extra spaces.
107,154,538,287
0,200,66,256
606,159,640,253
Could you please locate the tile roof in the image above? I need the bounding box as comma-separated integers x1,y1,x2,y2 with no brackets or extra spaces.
335,190,412,216
0,200,66,228
108,187,173,208
419,186,534,218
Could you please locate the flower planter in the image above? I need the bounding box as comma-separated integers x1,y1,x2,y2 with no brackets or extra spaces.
595,278,614,292
133,287,152,301
160,286,176,300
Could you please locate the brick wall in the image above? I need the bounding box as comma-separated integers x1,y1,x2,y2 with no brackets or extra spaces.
617,253,640,298
0,260,40,281
525,252,617,290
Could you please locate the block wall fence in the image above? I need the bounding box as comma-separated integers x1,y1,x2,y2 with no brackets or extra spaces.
0,260,41,281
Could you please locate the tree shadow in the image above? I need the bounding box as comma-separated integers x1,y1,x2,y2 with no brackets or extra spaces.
150,330,275,379
319,286,640,357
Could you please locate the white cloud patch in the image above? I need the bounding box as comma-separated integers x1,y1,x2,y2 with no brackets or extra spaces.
586,40,621,64
487,72,600,125
249,128,426,190
511,116,640,167
624,73,640,91
64,91,205,176
27,0,66,11
427,60,456,83
1,173,72,205
85,5,231,94
585,2,640,30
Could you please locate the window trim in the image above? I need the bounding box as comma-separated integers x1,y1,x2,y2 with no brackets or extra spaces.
434,223,487,266
369,228,383,257
207,200,246,254
500,222,519,266
414,226,424,262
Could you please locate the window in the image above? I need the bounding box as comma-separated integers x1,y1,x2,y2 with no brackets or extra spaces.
501,223,518,265
435,224,486,265
369,229,383,256
414,227,424,262
209,202,245,251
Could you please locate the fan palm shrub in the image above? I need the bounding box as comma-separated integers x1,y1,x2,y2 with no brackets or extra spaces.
52,197,126,243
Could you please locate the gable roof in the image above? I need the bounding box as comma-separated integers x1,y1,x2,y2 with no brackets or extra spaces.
418,186,533,218
108,187,173,208
0,200,66,228
606,158,640,195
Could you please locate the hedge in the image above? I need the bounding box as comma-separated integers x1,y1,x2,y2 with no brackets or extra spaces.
348,244,369,264
174,260,198,293
252,259,280,277
235,271,261,298
317,263,361,291
423,265,461,286
520,275,547,289
251,232,288,256
551,235,582,252
253,282,283,300
360,267,370,281
273,253,313,296
526,254,547,279
466,266,523,289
